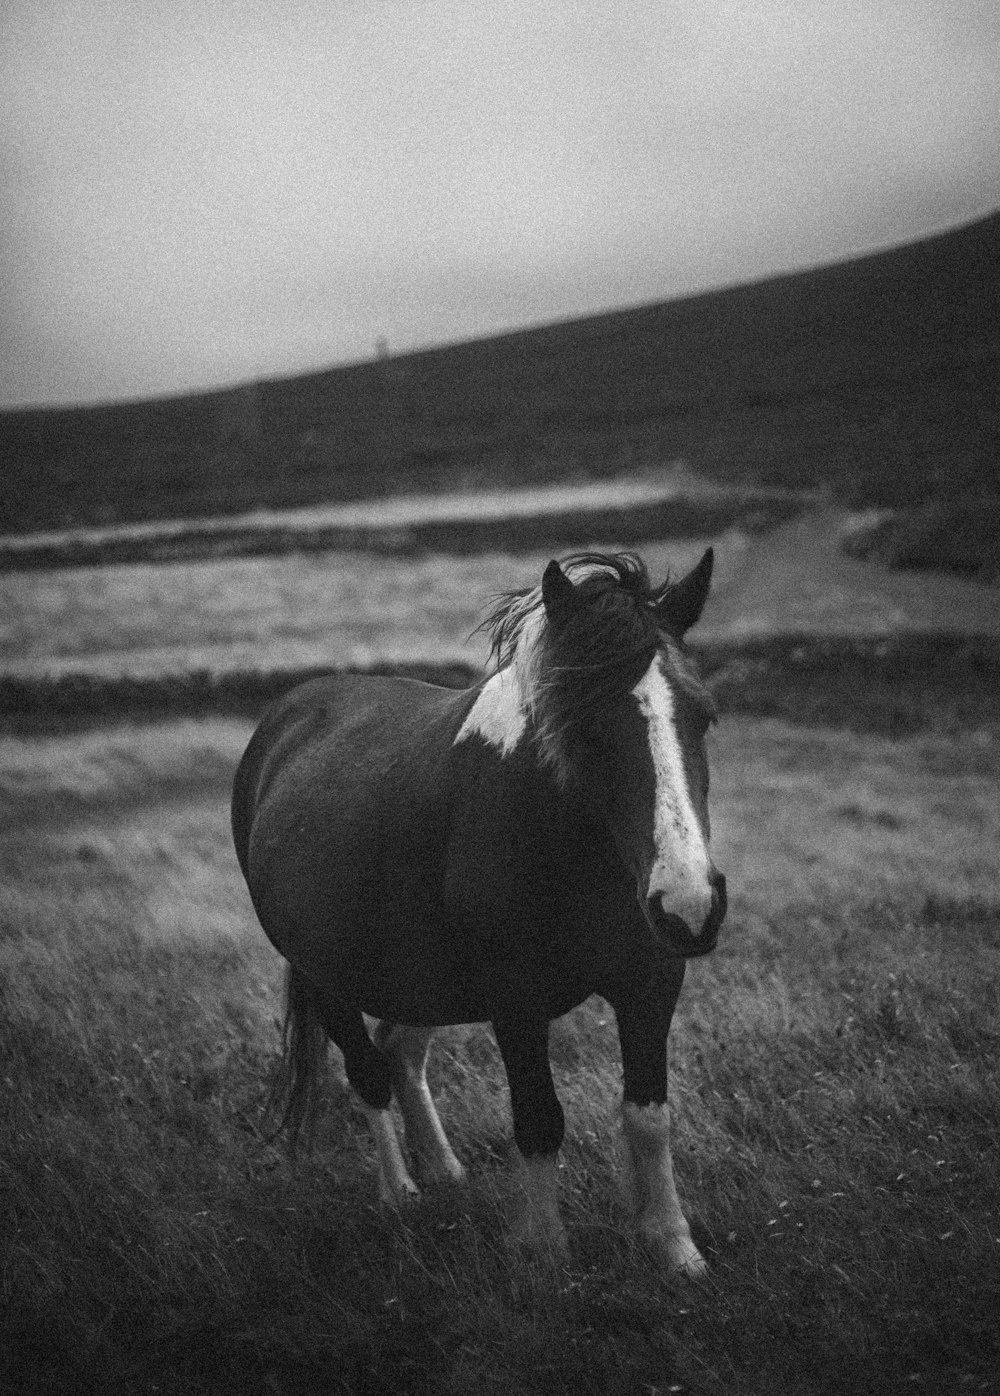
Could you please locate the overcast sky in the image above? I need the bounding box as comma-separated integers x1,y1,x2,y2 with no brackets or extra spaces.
2,0,998,409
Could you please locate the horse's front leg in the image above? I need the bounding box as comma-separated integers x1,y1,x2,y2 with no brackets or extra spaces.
612,964,706,1277
492,1012,568,1256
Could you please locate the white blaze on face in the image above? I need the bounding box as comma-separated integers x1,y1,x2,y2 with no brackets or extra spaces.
631,658,713,935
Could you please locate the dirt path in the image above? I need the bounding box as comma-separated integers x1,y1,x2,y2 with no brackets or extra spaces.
699,506,1000,640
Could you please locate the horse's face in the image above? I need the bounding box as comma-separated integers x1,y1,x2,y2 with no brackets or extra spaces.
602,651,725,957
542,550,726,959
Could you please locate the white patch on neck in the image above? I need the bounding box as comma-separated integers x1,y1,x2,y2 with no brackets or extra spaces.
454,608,544,757
632,659,712,931
454,666,528,755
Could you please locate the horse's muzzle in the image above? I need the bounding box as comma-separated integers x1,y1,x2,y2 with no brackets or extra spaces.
643,870,727,958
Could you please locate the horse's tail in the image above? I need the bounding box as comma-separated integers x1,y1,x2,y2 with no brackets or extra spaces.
266,965,329,1153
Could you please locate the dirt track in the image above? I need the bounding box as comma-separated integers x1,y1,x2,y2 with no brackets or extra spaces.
700,506,1000,640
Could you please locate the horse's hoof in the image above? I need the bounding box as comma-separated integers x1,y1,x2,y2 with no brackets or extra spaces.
642,1227,707,1278
672,1245,708,1280
508,1213,569,1261
417,1156,467,1188
379,1177,422,1209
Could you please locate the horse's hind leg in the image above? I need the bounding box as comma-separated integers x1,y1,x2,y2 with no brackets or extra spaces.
362,1102,421,1207
312,991,419,1206
373,1023,466,1185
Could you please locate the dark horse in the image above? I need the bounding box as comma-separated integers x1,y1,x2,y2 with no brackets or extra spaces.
231,550,726,1273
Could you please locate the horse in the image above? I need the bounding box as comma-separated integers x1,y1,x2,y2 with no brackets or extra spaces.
231,549,726,1274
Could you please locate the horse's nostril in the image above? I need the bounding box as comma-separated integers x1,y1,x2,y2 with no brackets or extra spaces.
642,885,722,958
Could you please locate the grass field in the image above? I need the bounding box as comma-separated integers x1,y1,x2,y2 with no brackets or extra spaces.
1,539,718,679
7,514,999,688
2,714,998,1394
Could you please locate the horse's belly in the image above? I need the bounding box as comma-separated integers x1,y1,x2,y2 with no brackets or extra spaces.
247,837,484,1024
339,947,594,1027
250,842,596,1026
244,748,627,1029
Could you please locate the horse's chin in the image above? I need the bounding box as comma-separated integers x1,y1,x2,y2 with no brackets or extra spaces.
641,903,720,960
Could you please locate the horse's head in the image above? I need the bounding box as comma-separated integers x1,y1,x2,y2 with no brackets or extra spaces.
534,550,726,958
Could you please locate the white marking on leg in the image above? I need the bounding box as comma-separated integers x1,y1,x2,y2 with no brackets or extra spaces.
622,1101,705,1276
362,1105,420,1207
510,1153,567,1255
632,660,713,935
377,1025,465,1185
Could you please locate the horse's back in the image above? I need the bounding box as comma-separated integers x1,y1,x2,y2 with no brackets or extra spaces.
235,671,468,829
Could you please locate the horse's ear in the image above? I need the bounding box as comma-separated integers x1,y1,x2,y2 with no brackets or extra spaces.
657,547,714,636
542,559,577,623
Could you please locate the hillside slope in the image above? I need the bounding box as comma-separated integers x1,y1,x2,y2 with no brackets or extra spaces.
3,213,997,533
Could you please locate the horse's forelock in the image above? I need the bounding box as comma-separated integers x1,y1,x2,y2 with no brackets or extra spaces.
539,585,658,738
483,553,663,660
481,553,672,777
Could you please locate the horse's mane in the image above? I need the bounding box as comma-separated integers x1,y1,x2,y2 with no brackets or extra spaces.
481,552,670,669
479,552,675,769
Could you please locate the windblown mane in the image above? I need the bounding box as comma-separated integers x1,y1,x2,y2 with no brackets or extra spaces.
479,552,675,767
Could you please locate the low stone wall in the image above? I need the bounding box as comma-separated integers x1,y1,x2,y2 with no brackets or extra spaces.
0,493,805,572
4,634,997,736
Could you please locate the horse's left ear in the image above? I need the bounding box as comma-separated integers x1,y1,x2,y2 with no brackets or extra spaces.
542,559,577,623
657,547,714,636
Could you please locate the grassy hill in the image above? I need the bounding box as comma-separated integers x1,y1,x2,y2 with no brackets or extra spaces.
2,213,998,535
